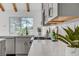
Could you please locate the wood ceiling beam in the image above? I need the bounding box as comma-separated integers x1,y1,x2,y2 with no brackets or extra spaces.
0,3,5,11
48,22,64,25
26,3,30,12
49,16,79,22
48,22,64,24
12,3,17,12
48,21,64,22
48,16,79,25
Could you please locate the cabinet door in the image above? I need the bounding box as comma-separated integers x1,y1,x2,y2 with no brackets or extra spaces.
16,37,32,55
59,3,79,16
0,40,6,56
25,38,31,53
16,38,28,54
42,3,58,25
6,38,15,54
1,40,6,56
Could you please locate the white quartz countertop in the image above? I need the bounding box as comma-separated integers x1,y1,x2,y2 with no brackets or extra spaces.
28,40,67,56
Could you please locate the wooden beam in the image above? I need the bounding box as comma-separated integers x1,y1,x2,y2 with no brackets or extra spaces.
0,3,5,11
48,16,79,25
48,22,64,24
48,22,64,23
12,3,17,12
26,3,30,12
48,21,64,22
49,16,79,22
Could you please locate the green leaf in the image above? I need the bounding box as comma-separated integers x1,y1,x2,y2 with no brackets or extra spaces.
57,38,71,46
63,27,74,41
52,26,79,48
55,33,72,45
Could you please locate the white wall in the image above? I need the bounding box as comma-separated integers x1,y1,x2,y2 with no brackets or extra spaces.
0,11,29,36
29,3,42,36
0,3,42,36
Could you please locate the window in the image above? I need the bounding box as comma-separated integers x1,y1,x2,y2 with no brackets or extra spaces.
9,17,33,35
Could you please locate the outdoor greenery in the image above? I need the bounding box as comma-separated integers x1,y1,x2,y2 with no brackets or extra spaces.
54,26,79,48
16,27,29,36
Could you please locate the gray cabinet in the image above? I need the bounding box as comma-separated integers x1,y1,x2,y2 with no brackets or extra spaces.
58,3,79,16
42,3,79,25
6,38,15,54
5,36,33,56
42,3,58,25
0,39,6,56
16,37,31,55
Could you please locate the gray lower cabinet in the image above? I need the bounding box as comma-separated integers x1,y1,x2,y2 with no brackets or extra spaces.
6,38,15,55
5,37,32,56
0,40,6,56
16,37,31,55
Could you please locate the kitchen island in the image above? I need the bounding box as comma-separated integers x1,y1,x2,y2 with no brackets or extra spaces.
28,39,66,56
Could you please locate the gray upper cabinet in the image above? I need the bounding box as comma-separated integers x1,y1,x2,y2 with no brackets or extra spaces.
42,3,79,25
58,3,79,16
42,3,58,25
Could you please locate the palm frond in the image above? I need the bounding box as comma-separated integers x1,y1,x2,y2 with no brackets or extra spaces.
52,26,79,48
63,27,74,41
55,33,72,46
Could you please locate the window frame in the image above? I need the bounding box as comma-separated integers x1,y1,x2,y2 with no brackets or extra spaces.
9,17,33,34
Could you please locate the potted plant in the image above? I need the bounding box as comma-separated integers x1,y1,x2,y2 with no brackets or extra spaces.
54,26,79,56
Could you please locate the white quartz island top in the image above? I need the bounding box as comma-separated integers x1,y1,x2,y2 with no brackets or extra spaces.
28,40,66,56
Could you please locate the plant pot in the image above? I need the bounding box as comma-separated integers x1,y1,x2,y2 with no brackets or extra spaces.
65,47,79,56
